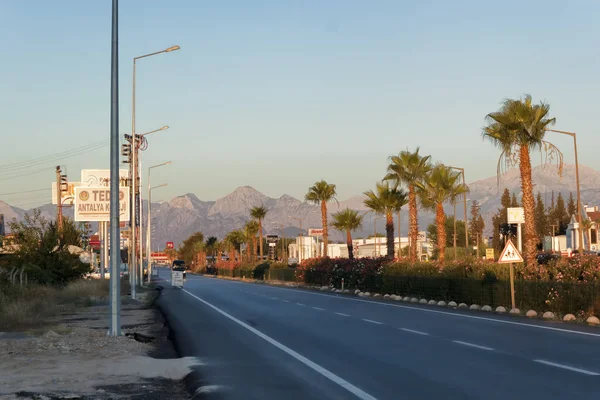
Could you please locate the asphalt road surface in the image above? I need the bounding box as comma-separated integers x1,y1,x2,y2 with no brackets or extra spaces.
157,269,600,400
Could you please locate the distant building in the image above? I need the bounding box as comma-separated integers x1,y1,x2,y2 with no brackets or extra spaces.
288,232,432,263
565,204,600,252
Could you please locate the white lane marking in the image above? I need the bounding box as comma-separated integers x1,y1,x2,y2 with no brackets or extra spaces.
335,312,350,317
282,300,290,303
400,328,429,336
362,319,383,325
453,340,494,351
296,302,306,306
182,289,378,400
533,359,600,376
312,307,325,311
200,278,600,339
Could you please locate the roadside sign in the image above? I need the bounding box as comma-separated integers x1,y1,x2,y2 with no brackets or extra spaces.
507,207,525,224
268,242,277,247
266,234,279,243
485,248,494,260
166,241,174,249
52,181,80,206
89,235,101,250
171,270,184,288
308,228,324,237
74,187,130,222
498,239,523,264
81,169,129,187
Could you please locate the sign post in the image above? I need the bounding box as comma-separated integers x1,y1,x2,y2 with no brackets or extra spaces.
507,207,525,253
497,239,523,310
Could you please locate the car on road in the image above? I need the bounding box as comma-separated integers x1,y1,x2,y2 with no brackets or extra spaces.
172,259,187,279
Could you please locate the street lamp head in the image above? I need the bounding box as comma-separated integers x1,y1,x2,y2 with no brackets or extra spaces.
166,45,180,52
160,125,169,131
165,161,172,165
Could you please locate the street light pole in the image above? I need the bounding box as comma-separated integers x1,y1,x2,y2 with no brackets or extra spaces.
130,44,180,296
146,162,171,283
108,0,121,336
546,129,584,254
453,200,457,260
448,166,468,255
146,182,167,283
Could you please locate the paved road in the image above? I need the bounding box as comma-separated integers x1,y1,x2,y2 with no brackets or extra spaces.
157,269,600,400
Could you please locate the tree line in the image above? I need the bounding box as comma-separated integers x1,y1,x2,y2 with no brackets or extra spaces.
176,94,590,266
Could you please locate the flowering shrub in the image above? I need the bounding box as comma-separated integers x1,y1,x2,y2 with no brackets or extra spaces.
296,257,387,290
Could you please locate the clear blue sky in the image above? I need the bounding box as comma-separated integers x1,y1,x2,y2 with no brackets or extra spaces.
1,0,599,208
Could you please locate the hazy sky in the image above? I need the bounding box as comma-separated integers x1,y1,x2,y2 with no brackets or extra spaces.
1,0,599,208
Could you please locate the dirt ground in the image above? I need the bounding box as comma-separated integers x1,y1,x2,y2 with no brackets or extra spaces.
0,291,194,399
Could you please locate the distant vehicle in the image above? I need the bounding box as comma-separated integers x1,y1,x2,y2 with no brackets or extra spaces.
172,259,186,279
536,253,560,265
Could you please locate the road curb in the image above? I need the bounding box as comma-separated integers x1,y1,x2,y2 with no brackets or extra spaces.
155,289,217,399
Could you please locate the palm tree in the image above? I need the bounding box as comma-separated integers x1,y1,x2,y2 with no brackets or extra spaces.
580,218,593,251
305,180,337,257
384,147,432,261
244,220,259,262
363,182,408,259
418,165,468,263
483,94,563,265
225,230,245,262
331,209,364,259
250,206,268,260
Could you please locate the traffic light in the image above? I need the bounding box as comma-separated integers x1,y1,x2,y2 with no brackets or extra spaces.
60,174,68,192
121,143,132,163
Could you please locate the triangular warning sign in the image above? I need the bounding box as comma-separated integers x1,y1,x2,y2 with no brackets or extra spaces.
497,239,524,264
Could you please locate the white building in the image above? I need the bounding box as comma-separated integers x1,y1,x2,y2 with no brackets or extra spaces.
288,232,432,262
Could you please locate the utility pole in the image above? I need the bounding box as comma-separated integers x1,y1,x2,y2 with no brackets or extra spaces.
55,166,63,230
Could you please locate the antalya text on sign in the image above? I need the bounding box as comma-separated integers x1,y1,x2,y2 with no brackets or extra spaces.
74,187,130,222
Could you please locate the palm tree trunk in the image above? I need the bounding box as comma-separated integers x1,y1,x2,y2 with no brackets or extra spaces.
258,220,264,260
519,145,537,265
252,237,257,262
385,212,394,259
436,203,446,263
408,185,418,262
321,200,329,257
346,230,354,260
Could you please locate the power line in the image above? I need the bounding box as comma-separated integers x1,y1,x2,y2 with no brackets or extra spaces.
0,141,108,174
0,188,50,196
0,166,55,182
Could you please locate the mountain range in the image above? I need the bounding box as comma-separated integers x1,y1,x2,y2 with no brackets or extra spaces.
1,164,598,248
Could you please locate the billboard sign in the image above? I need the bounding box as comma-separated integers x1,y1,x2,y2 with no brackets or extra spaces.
52,182,80,206
151,252,168,261
81,169,129,188
308,228,324,237
166,241,174,249
507,207,525,224
74,187,130,222
266,234,279,243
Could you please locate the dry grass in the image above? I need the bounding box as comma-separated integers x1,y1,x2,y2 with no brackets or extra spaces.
0,277,128,332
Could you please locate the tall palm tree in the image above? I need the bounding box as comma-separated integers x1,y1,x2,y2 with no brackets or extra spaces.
483,94,562,265
305,180,337,257
331,209,364,259
418,165,468,263
244,220,260,262
250,206,268,260
363,182,408,259
384,147,432,261
580,218,593,251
